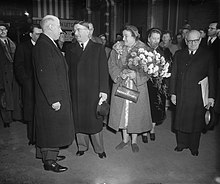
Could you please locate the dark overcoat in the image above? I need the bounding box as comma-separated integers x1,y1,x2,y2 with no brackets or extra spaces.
14,39,34,121
65,40,109,134
0,39,15,110
170,46,216,133
32,34,74,148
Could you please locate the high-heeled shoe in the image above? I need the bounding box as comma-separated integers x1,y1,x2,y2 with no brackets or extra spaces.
131,143,139,153
149,133,155,141
142,135,148,143
98,152,107,159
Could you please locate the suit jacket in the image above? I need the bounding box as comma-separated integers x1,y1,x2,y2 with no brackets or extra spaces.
65,39,109,134
33,33,74,148
170,46,216,133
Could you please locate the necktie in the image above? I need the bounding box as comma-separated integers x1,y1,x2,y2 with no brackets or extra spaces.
189,51,194,57
208,39,212,46
4,40,11,52
80,43,84,50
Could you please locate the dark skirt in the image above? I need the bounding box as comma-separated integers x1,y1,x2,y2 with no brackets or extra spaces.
147,79,166,125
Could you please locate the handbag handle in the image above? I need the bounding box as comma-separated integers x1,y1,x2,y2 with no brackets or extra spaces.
119,77,139,91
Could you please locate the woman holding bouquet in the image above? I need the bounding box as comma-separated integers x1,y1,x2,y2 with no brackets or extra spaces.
108,25,153,153
142,28,172,143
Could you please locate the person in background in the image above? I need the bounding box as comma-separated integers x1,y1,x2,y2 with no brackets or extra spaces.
174,32,183,50
32,15,74,172
180,24,191,49
142,28,171,143
56,31,65,51
201,21,220,131
65,21,109,159
199,28,207,39
88,22,103,44
170,30,216,156
14,24,42,145
160,30,179,56
0,22,22,128
108,25,152,153
99,33,111,59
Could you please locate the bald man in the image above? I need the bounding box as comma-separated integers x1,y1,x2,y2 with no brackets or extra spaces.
170,30,216,156
32,15,74,172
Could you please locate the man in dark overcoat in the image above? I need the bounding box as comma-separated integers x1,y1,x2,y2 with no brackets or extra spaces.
170,30,216,156
65,21,109,159
32,15,74,172
201,21,220,129
0,22,22,127
14,25,42,145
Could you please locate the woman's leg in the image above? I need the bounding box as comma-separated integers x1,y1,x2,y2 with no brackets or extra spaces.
131,133,139,152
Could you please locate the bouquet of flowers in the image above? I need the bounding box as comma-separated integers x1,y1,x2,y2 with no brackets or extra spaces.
127,47,171,92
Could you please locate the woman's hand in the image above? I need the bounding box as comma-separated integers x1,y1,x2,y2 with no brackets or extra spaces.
121,69,136,79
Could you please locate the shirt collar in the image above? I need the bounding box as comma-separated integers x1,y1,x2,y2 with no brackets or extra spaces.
79,39,90,48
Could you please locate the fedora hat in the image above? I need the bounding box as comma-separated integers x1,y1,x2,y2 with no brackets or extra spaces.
0,22,10,29
96,100,110,119
205,107,216,128
205,109,211,125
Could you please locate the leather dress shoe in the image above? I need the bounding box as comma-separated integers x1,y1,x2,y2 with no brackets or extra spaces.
191,150,199,156
44,161,68,172
76,150,85,156
142,135,148,143
56,155,66,161
98,152,106,159
174,146,184,152
149,133,155,141
4,123,10,128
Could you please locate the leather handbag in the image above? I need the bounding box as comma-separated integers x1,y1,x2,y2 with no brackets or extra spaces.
115,79,140,103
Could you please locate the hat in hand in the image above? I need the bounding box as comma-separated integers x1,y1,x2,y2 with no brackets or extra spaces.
96,100,110,119
205,107,215,130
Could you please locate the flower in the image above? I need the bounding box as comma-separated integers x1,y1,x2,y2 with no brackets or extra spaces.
112,41,123,59
127,47,171,93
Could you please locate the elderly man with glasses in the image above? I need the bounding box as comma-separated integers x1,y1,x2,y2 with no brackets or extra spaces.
170,30,216,156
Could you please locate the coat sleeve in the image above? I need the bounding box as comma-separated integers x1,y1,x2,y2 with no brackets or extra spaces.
99,45,109,94
170,52,178,95
108,49,122,83
208,51,216,99
33,42,62,105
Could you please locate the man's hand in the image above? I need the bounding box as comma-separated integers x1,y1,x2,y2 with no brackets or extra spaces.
171,94,176,105
205,98,215,109
99,92,107,105
52,102,61,111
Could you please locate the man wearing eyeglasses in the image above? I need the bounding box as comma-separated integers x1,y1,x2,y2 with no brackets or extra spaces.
170,30,216,156
0,23,22,128
65,21,109,159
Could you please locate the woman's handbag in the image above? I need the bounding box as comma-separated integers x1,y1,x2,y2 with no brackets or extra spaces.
115,79,140,103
